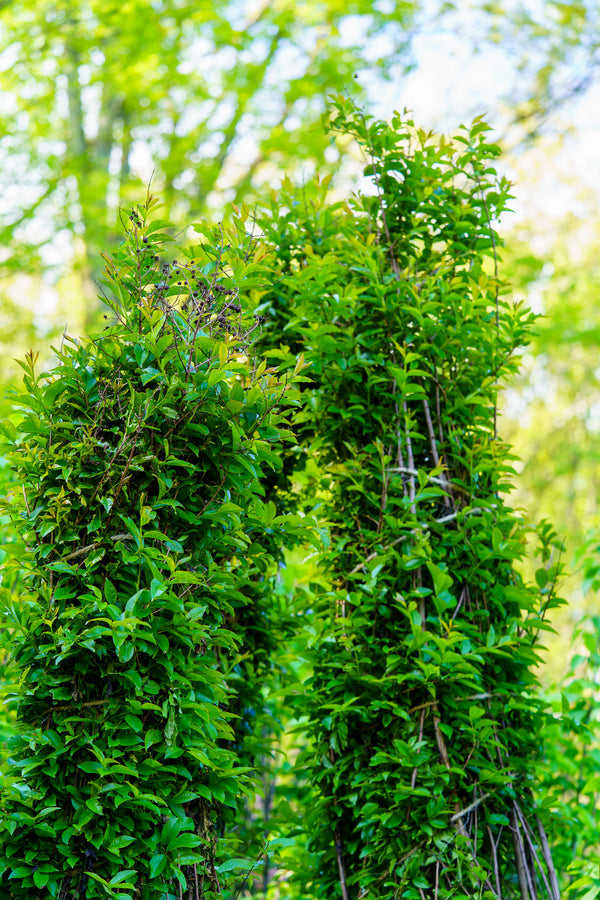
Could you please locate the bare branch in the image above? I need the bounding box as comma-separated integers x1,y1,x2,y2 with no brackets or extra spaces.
63,532,131,561
510,804,534,900
535,816,561,900
450,793,491,823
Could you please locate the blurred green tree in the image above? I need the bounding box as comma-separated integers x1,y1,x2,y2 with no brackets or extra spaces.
500,225,600,620
474,0,600,137
0,0,426,327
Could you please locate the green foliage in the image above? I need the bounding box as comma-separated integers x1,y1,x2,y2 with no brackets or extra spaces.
537,532,600,898
540,612,600,899
0,195,312,898
0,449,22,761
0,0,425,309
502,232,600,605
0,99,576,900
258,100,565,898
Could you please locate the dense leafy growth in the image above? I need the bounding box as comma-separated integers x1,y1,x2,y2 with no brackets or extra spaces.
0,102,594,899
258,101,567,898
0,199,312,898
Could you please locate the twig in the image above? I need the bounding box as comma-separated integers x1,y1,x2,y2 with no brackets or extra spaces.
403,401,416,514
199,456,231,514
535,815,561,900
513,803,552,900
408,699,439,716
431,707,468,840
431,704,495,900
451,584,467,622
432,711,452,771
450,793,490,823
391,378,408,499
434,507,484,525
82,429,139,521
334,825,350,900
232,841,269,900
328,744,350,900
510,804,533,900
410,707,426,790
433,369,444,446
109,420,143,513
44,698,109,714
389,466,448,486
347,506,482,579
347,534,410,576
421,392,452,509
63,532,131,561
377,443,390,533
486,823,503,900
422,394,440,468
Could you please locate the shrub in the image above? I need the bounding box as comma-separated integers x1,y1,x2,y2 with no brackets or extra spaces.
0,197,310,899
258,99,564,899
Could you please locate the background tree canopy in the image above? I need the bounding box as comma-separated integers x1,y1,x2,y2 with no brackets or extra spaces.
0,1,419,299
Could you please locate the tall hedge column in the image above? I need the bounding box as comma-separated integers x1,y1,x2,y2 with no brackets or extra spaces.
0,199,307,899
261,103,563,899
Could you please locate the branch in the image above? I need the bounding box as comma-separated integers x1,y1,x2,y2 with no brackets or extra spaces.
43,698,109,715
486,823,503,900
347,506,487,577
389,466,448,486
334,825,350,900
535,815,561,900
510,804,534,900
421,393,452,509
450,793,490,823
514,803,555,900
403,402,416,514
347,534,410,576
434,507,485,525
63,532,131,561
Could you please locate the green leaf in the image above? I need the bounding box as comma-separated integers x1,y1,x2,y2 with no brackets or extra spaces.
109,870,138,886
216,857,259,874
148,854,167,879
108,836,137,852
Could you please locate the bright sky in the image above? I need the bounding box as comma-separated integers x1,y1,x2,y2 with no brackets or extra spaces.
358,14,599,258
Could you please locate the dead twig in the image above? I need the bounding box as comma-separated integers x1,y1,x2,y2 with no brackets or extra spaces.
450,793,491,823
510,804,534,900
403,401,416,514
514,803,556,900
63,532,131,561
535,815,561,900
486,823,503,900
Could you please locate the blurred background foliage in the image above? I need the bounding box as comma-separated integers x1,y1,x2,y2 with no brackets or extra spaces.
1,0,600,892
